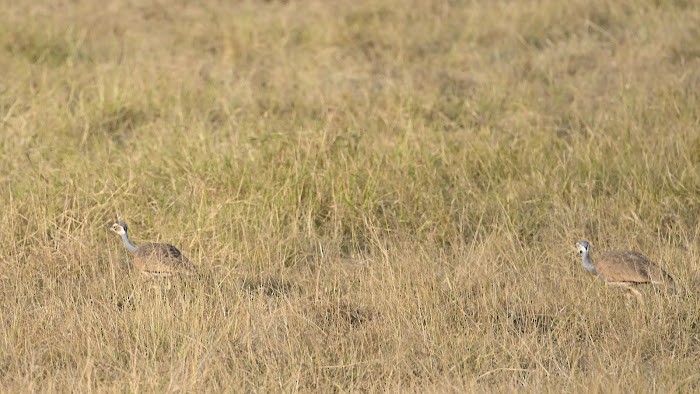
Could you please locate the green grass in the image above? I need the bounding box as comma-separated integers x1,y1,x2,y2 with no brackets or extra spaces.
1,0,699,391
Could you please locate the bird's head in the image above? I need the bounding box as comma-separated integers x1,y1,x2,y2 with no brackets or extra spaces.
110,221,128,235
576,240,590,255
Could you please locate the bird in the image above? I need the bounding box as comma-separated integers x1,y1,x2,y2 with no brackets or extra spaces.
109,221,198,277
575,240,675,302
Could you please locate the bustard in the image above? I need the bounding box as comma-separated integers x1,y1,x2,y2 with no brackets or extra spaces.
575,240,675,302
110,221,198,277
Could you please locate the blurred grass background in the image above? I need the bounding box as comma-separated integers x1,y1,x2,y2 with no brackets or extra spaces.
0,0,699,391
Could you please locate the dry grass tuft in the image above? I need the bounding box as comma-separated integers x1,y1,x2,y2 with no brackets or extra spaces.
1,0,699,391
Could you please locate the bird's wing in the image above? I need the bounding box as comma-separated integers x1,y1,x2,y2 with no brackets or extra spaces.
136,243,197,275
596,251,655,283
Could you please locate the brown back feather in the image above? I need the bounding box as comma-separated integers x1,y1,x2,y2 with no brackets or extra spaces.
133,243,198,276
596,251,674,288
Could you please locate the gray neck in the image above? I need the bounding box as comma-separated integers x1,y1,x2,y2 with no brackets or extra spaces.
581,251,597,275
121,232,138,253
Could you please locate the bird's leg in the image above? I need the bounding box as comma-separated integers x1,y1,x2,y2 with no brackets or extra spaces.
622,285,647,324
606,282,645,305
627,286,644,306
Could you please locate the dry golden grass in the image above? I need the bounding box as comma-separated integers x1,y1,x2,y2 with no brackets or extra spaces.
1,0,699,391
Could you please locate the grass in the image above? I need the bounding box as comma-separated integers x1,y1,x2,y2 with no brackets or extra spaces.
1,0,699,391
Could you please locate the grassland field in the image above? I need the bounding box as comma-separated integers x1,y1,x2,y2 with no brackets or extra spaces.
1,0,700,392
